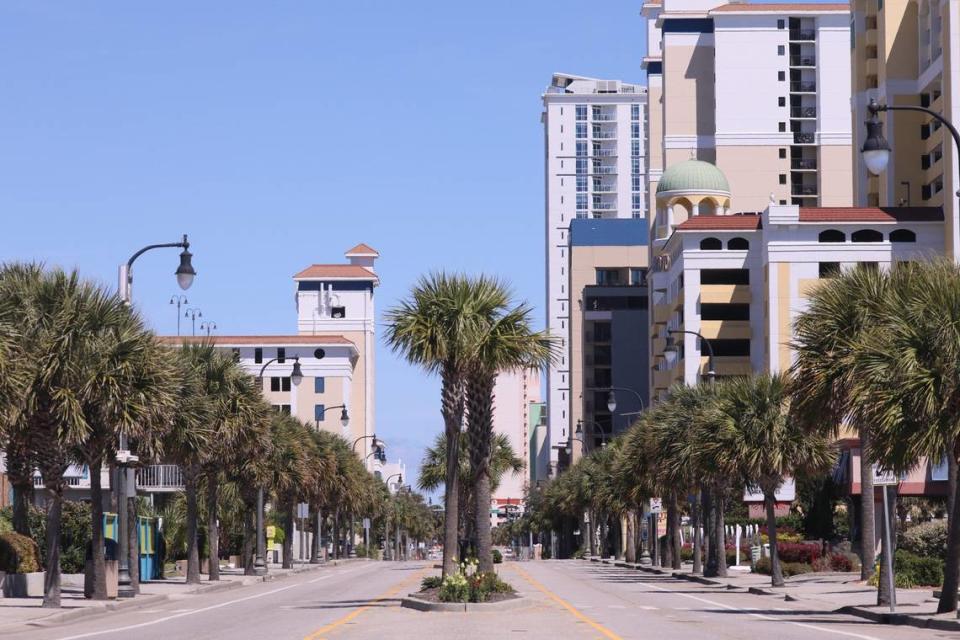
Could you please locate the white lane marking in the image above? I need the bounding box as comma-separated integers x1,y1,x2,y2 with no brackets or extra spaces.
54,565,370,640
643,582,883,640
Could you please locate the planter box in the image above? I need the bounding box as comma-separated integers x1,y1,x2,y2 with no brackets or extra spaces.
3,571,45,598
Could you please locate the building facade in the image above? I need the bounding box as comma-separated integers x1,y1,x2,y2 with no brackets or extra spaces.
850,0,960,258
542,73,648,475
491,369,541,518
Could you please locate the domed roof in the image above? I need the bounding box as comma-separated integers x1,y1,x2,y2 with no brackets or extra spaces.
656,160,730,195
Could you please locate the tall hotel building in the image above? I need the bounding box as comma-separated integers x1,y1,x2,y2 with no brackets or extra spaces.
850,0,960,257
542,74,648,473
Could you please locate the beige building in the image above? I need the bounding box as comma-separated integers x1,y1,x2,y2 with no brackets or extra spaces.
490,369,540,525
850,0,960,258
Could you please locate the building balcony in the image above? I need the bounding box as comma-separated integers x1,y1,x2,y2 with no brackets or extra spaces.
865,28,877,47
793,132,816,144
592,132,617,140
593,149,617,157
653,303,671,324
791,158,818,170
653,367,676,390
790,81,817,93
701,356,753,377
591,202,617,211
866,58,878,77
700,320,752,340
592,114,616,121
789,55,816,67
592,165,617,175
792,184,818,196
790,106,817,119
789,29,816,41
137,465,185,492
700,284,751,305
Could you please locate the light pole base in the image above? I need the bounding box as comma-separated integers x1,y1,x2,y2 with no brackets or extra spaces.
253,563,268,576
639,551,652,566
117,580,135,598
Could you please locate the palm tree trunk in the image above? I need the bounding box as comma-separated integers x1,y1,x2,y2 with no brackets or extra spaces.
692,488,703,574
475,471,493,573
282,502,294,569
859,430,877,582
42,486,63,608
938,447,960,613
88,458,107,600
8,451,33,536
625,510,637,564
765,491,784,588
714,488,727,578
666,492,678,569
127,494,139,594
702,490,713,575
310,506,320,563
207,477,220,581
440,376,463,577
332,509,340,560
587,510,596,557
185,475,201,584
877,485,897,606
242,509,255,576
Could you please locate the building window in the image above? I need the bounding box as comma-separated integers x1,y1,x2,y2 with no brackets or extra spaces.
778,45,785,55
699,237,723,250
779,199,787,205
631,122,641,138
630,268,647,286
331,306,346,318
596,269,621,285
778,71,786,81
728,237,749,250
777,19,785,29
632,193,643,211
576,123,587,139
818,229,846,243
270,377,291,392
778,97,786,107
254,347,263,364
277,348,286,363
576,141,587,157
576,175,587,192
889,229,917,243
631,140,641,157
819,262,841,278
779,174,787,184
710,339,751,357
851,229,884,242
778,122,786,132
631,104,640,120
314,377,325,394
274,404,291,415
575,105,587,121
701,303,749,321
632,175,643,191
632,157,641,174
577,194,588,210
315,404,326,422
701,269,749,285
779,148,787,159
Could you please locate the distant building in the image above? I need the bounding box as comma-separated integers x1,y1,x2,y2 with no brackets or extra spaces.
491,369,540,527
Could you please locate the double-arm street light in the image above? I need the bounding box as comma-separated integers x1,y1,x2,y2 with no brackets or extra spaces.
185,308,203,336
200,320,217,336
575,419,610,450
169,295,188,336
663,328,716,384
116,235,196,598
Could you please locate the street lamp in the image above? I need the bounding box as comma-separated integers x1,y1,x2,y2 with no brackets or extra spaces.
169,295,188,336
603,387,645,414
185,308,203,336
576,419,610,449
565,433,585,457
199,320,217,337
663,329,716,384
115,235,196,598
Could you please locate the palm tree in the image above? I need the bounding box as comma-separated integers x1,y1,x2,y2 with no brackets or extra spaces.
717,373,835,587
465,296,556,572
385,273,508,576
791,264,890,583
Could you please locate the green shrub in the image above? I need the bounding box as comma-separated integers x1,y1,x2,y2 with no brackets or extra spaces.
900,521,947,559
0,531,41,573
752,556,814,577
470,571,514,602
421,575,442,589
896,550,942,587
438,572,469,602
492,549,503,564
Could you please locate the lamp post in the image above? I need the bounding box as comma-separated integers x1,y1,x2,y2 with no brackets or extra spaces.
254,355,307,575
861,97,960,257
575,419,610,450
385,473,403,561
185,308,203,336
663,329,716,384
116,235,196,598
199,320,217,337
169,295,188,336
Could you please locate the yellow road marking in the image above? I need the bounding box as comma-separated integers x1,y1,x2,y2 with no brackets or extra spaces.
303,566,428,640
511,564,623,640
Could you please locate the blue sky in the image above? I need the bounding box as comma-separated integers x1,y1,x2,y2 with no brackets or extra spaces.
0,1,648,489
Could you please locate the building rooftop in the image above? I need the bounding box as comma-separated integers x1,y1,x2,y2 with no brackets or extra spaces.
797,207,943,223
545,73,646,97
657,160,730,195
293,264,379,281
157,335,357,347
710,2,848,13
676,215,762,231
345,243,380,257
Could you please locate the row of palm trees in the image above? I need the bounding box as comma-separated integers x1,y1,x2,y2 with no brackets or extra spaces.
385,273,556,576
0,263,388,607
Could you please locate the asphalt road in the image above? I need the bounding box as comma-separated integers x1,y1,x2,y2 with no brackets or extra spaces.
7,560,956,640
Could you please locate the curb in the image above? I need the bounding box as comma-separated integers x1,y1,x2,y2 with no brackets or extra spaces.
400,595,529,613
839,606,960,632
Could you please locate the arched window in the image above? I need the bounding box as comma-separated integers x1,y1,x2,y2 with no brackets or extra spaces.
852,229,884,243
889,229,917,243
727,237,749,250
699,237,722,250
818,229,846,243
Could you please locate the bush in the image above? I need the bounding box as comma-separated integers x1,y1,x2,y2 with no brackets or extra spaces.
437,560,515,603
438,572,469,602
752,556,814,577
492,549,503,564
896,550,942,587
421,575,442,590
777,542,822,564
0,531,41,573
900,520,947,559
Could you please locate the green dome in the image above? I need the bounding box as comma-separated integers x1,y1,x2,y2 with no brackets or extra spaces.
656,160,730,195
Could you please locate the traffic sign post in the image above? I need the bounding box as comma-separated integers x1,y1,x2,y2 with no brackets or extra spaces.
873,465,898,612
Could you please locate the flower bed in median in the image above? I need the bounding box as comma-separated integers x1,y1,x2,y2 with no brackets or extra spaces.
415,559,517,604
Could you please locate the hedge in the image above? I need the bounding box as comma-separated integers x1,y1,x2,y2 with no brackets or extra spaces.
0,531,41,573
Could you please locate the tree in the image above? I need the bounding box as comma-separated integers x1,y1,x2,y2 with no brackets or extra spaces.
717,373,835,587
385,273,509,576
791,264,891,583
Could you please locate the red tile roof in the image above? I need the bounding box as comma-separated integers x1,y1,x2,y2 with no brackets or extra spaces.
293,264,377,279
711,2,848,12
345,243,380,257
798,207,943,223
676,215,762,231
157,335,355,347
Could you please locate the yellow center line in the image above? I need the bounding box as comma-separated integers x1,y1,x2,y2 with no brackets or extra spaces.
510,564,624,640
303,565,429,640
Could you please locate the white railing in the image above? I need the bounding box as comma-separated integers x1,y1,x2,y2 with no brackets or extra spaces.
137,464,184,491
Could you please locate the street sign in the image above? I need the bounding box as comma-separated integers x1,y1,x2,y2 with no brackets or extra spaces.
649,498,663,514
297,502,309,518
872,465,899,486
363,517,371,530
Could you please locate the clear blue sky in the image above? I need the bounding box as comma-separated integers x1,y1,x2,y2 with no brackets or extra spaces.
0,1,648,489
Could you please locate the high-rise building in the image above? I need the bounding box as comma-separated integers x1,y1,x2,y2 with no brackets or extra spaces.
542,73,648,475
490,369,540,526
850,0,960,258
642,0,853,213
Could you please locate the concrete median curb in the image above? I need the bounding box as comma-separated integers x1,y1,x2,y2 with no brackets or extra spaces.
400,595,529,613
838,605,960,632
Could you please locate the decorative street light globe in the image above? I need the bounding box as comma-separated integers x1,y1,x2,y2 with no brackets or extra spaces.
290,357,304,386
861,99,892,177
606,390,617,413
340,407,350,429
663,334,679,365
175,237,197,290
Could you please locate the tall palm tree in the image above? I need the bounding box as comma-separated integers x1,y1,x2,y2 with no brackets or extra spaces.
791,264,890,582
465,297,556,572
385,273,508,576
718,373,835,587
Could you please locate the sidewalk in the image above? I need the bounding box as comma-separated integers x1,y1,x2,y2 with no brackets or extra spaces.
590,555,959,632
0,558,357,634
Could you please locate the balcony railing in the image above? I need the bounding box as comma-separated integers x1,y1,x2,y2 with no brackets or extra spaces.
592,114,616,121
789,29,816,41
790,55,816,66
592,166,617,174
791,158,818,170
137,464,184,491
791,106,817,118
794,132,816,144
592,132,617,139
792,184,818,196
593,149,617,157
790,81,817,93
591,202,617,210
